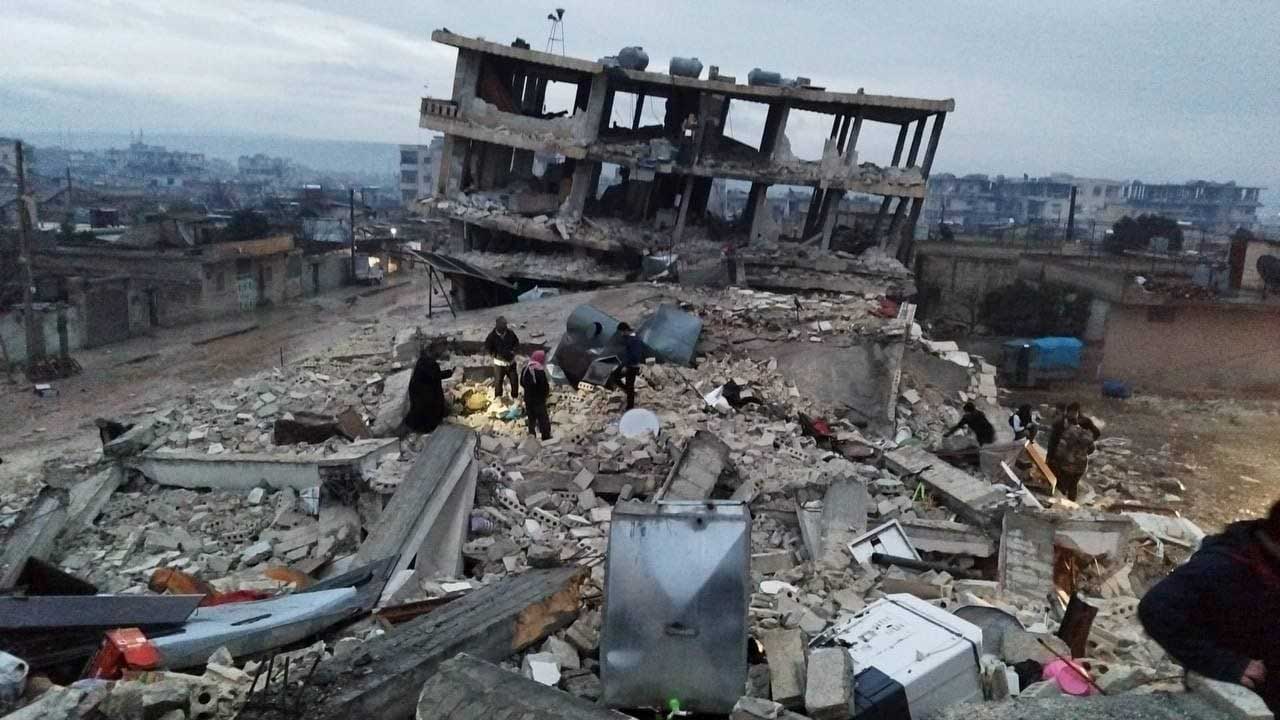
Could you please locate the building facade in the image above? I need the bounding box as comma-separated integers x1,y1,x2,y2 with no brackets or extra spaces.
923,173,1261,233
416,30,952,283
400,138,443,206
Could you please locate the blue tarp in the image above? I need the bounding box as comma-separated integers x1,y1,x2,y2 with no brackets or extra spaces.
1004,337,1083,370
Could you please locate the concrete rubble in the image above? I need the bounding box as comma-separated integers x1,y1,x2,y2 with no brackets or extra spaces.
0,282,1233,720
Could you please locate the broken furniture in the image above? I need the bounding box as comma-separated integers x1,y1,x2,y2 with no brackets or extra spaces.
601,500,750,714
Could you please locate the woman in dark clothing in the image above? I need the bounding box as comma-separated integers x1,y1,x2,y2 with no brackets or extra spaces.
520,350,552,440
404,349,447,434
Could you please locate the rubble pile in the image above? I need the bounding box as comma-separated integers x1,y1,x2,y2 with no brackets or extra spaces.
0,282,1229,720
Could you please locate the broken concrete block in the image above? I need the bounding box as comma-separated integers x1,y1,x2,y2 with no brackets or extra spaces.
247,487,266,505
731,696,791,720
759,628,806,708
1188,672,1273,719
521,652,562,686
543,635,581,670
561,669,604,701
104,419,157,458
239,541,272,567
1000,628,1070,666
805,647,854,719
572,468,595,490
753,550,796,576
528,544,559,569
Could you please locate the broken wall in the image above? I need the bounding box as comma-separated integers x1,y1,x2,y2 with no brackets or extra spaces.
763,337,903,434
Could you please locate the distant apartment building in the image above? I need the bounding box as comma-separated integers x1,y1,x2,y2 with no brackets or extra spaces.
399,138,443,206
238,153,290,184
0,138,24,177
104,141,208,189
923,173,1262,232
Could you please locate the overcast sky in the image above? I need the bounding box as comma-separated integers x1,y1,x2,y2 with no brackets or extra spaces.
3,0,1277,211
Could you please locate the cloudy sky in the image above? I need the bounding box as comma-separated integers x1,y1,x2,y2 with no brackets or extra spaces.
3,0,1277,209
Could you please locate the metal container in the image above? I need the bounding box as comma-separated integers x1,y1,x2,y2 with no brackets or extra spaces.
748,68,784,87
617,46,649,70
601,501,750,713
668,56,704,78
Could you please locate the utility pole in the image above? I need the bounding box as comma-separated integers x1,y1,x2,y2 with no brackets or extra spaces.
349,188,356,282
65,166,73,226
15,140,41,370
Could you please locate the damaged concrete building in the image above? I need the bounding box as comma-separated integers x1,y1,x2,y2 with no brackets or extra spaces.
418,31,952,297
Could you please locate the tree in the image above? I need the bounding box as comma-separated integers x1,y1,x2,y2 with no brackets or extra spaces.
1106,214,1184,255
222,210,269,242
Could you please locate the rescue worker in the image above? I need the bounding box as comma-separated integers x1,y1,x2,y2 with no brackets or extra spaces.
617,322,644,410
1140,500,1280,711
520,350,552,440
484,316,519,401
944,402,996,445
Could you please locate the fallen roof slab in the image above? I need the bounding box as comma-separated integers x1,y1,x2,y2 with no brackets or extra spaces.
416,654,633,720
129,438,400,491
884,445,1008,529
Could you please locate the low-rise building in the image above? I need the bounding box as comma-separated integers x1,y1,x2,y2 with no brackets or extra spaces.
400,138,443,206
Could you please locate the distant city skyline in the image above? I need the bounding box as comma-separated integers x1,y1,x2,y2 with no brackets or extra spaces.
4,1,1277,215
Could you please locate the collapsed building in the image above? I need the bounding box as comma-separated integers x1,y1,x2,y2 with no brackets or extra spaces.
417,31,951,299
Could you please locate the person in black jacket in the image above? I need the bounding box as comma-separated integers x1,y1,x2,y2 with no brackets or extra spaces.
404,347,448,434
484,316,519,400
520,350,552,440
944,402,995,445
1140,501,1280,710
617,322,644,410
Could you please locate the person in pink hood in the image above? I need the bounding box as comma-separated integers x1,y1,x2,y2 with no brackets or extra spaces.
520,350,552,440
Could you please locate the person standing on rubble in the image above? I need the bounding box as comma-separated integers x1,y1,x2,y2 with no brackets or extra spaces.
404,345,449,434
485,316,519,401
1048,402,1100,501
1139,499,1280,712
617,322,644,410
944,402,995,445
520,350,552,441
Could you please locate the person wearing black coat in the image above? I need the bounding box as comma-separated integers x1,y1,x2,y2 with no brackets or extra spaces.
617,322,643,410
520,350,551,440
404,349,447,434
1139,501,1280,711
485,316,519,400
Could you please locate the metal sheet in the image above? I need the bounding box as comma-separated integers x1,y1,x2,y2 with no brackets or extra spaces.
637,304,702,367
601,501,749,714
0,594,203,630
847,520,921,566
150,588,360,668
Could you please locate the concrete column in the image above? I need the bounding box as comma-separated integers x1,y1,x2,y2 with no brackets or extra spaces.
746,182,772,243
672,176,697,244
563,160,599,218
580,74,609,143
451,49,482,105
890,124,909,167
436,135,468,197
632,93,646,129
905,118,927,167
759,102,791,158
904,113,947,253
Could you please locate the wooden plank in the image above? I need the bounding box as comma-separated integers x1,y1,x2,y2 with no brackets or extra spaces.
416,654,631,719
310,567,586,720
1024,441,1058,492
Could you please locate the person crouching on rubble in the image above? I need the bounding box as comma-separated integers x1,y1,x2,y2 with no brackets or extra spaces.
944,402,995,445
1010,404,1039,441
617,322,643,410
1140,499,1280,711
521,350,552,441
485,316,519,401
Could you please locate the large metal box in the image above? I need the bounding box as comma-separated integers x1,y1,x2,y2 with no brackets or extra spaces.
600,501,750,713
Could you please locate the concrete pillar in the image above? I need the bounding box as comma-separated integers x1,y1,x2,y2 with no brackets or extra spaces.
564,161,598,218
672,176,697,244
746,182,772,243
580,74,609,143
631,93,646,129
905,118,927,167
759,102,791,158
904,113,947,257
451,49,482,104
890,123,909,167
436,135,468,197
1084,298,1109,341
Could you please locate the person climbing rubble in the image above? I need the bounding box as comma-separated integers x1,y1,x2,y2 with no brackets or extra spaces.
1047,402,1101,500
485,316,519,401
617,322,644,411
944,402,995,445
1139,499,1280,712
520,350,552,441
